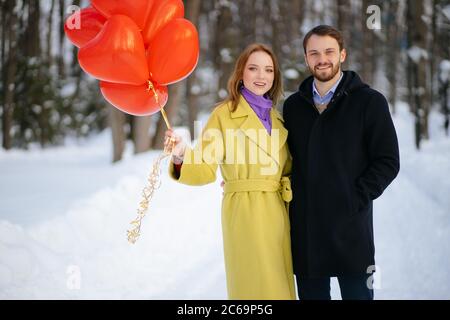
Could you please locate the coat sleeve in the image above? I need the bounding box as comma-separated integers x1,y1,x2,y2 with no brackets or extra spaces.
282,99,291,131
169,108,223,186
354,92,400,211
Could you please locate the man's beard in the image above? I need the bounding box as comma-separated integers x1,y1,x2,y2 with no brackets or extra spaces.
309,61,341,82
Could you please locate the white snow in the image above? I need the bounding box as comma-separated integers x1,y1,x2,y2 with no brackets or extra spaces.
61,83,77,98
443,5,450,21
407,46,428,64
220,48,233,64
0,102,449,300
439,60,450,82
284,69,300,80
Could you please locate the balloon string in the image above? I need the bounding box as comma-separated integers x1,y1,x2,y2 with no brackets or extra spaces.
126,143,173,244
147,79,171,130
127,80,175,244
147,80,158,102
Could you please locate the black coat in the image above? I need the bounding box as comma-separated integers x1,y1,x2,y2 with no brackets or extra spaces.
283,71,400,277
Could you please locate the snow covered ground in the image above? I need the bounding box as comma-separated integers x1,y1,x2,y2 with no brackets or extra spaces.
0,102,449,300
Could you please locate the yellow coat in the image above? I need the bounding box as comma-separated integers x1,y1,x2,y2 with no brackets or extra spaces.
169,96,295,300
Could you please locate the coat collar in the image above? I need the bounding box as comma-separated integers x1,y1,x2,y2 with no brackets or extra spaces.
229,95,288,166
298,70,369,100
230,95,284,122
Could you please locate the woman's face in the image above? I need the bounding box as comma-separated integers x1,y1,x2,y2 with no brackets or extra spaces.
242,51,275,96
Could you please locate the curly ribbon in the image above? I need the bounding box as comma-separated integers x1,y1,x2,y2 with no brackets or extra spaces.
126,80,174,244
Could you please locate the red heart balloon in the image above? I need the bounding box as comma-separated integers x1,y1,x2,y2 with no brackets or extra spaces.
91,0,154,30
147,18,199,85
78,15,149,85
100,81,168,116
142,0,184,45
64,7,106,48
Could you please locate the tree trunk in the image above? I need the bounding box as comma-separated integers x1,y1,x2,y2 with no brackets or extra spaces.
132,116,152,154
213,2,237,101
385,0,400,113
407,1,429,149
2,0,18,150
46,0,55,65
58,0,66,78
270,1,285,70
337,0,352,68
440,74,449,136
184,0,201,139
25,1,41,58
109,105,126,163
429,0,438,108
289,0,304,45
1,0,6,75
275,0,304,93
360,0,375,85
24,1,48,147
237,0,255,50
437,0,449,135
69,0,80,72
253,0,265,43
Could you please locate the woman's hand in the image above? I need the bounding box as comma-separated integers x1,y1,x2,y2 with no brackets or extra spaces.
164,129,186,164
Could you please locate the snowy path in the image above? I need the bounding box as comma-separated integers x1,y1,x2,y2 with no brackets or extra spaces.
0,104,449,299
373,105,450,299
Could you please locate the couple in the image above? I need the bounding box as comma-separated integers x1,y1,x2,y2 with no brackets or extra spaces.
164,25,400,300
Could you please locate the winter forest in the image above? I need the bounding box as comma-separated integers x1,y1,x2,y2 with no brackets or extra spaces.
1,0,449,156
0,0,449,300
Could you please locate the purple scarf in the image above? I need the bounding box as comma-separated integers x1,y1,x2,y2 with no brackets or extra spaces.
241,86,273,134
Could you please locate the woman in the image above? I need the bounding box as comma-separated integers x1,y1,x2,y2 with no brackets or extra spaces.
164,43,295,300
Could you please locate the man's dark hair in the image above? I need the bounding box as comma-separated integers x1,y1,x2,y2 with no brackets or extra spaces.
303,25,345,54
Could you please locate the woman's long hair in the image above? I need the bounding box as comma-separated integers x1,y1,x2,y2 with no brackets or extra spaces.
224,43,283,112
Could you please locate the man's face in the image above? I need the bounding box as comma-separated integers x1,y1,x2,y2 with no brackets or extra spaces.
305,35,346,82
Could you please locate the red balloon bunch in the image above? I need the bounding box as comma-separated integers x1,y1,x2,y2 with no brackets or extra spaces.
64,0,199,116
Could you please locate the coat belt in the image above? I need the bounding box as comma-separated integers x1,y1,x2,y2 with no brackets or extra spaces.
224,177,292,203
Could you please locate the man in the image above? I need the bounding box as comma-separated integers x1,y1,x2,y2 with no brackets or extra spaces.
283,25,400,300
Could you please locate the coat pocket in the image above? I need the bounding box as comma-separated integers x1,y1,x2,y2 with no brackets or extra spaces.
350,180,370,216
349,180,363,216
